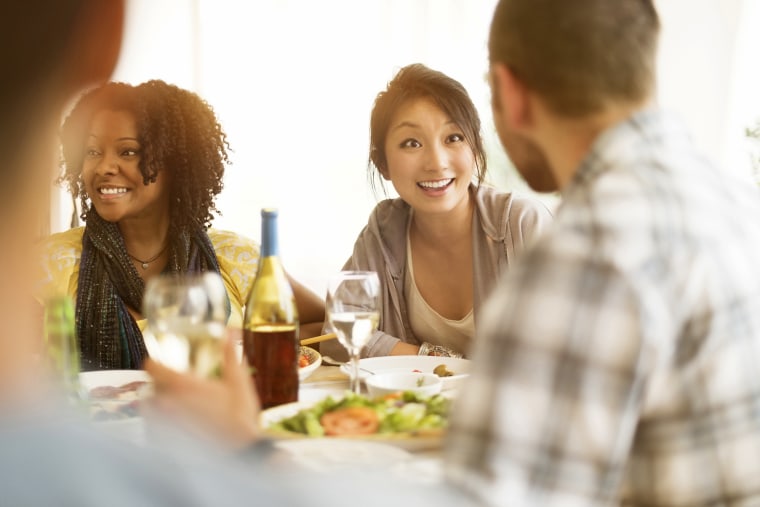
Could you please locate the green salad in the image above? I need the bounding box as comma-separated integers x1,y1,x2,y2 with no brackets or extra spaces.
268,391,451,437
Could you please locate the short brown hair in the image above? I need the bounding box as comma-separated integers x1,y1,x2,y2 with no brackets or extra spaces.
489,0,660,116
368,63,487,195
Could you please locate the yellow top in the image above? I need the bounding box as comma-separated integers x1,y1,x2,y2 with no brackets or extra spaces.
36,227,259,330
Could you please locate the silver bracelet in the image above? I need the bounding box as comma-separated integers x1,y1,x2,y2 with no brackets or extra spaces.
417,342,463,358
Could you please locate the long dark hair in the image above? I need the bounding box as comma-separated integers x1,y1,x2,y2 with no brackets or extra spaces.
368,63,487,196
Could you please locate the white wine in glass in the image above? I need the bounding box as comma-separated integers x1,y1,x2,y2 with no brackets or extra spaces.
143,272,228,377
326,271,380,394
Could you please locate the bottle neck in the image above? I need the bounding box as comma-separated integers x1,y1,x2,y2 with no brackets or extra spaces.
260,212,279,258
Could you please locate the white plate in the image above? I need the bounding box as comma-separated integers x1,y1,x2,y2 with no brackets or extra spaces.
340,356,471,391
79,370,152,418
273,438,411,472
78,370,151,445
261,400,445,452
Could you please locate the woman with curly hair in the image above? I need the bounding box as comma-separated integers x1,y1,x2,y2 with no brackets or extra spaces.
39,79,324,371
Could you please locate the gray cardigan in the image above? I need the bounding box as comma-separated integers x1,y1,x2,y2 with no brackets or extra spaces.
322,184,553,360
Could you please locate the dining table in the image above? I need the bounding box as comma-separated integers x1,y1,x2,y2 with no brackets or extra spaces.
84,362,448,486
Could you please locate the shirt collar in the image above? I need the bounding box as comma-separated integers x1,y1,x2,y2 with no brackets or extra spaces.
564,107,691,197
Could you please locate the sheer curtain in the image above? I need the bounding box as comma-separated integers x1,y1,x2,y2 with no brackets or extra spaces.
655,0,758,181
50,0,760,294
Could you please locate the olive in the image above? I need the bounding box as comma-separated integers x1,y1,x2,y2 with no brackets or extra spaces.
433,364,454,377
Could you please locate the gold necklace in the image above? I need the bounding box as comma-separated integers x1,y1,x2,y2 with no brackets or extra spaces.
127,243,168,270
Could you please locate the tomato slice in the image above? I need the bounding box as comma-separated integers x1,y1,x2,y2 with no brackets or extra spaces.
320,406,379,436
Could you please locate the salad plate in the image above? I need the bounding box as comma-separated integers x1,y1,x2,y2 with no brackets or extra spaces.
339,356,471,391
261,392,449,452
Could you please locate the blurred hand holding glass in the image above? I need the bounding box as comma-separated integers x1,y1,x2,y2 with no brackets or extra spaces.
143,272,228,377
326,271,380,394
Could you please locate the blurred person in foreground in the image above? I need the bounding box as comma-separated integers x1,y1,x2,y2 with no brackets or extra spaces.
0,1,469,506
444,0,760,504
0,1,123,407
0,1,267,503
150,0,760,505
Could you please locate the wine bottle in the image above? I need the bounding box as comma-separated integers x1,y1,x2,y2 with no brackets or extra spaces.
43,295,81,401
243,209,300,409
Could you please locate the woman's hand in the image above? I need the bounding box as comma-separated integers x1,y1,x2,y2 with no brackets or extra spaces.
287,273,326,339
143,330,260,451
390,342,421,355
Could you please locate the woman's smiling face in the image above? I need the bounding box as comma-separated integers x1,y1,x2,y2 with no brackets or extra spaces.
81,109,170,224
382,97,475,217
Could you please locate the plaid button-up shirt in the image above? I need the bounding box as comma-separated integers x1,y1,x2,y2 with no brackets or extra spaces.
445,109,760,506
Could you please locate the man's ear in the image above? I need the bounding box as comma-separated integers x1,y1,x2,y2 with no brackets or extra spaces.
490,62,532,131
62,0,125,93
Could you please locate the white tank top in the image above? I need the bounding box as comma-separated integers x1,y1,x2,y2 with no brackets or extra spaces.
404,227,474,356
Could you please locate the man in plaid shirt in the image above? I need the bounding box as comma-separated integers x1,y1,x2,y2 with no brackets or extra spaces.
445,0,760,505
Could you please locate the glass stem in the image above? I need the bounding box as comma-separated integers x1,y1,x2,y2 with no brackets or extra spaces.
350,351,361,394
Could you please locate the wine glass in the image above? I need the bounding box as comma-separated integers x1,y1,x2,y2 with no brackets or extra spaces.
143,272,228,377
326,271,381,394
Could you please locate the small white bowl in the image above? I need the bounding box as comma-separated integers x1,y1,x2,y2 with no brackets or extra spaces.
365,371,443,398
299,346,322,381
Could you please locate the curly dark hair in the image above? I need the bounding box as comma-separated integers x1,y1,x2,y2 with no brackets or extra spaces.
59,79,230,230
